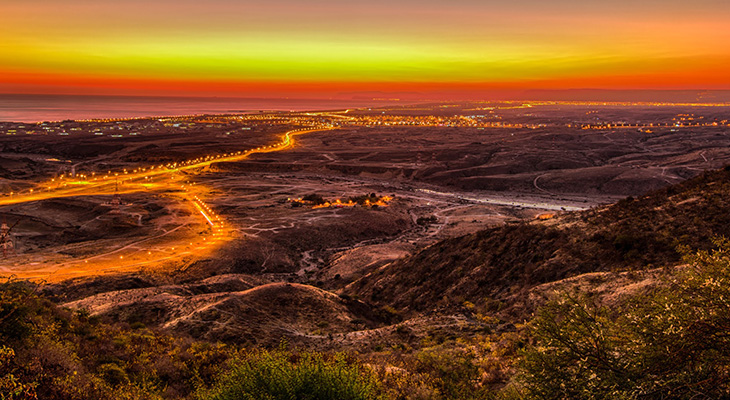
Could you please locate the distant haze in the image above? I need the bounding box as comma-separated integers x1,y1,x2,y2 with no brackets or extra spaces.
519,90,730,103
2,91,728,123
0,95,404,123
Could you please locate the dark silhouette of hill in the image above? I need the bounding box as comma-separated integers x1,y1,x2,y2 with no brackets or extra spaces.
347,166,730,318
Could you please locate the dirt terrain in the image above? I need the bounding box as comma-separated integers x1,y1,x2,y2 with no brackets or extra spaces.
1,102,729,348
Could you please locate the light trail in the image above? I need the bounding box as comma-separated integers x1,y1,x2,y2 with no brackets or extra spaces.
194,203,216,227
0,126,334,207
0,125,336,281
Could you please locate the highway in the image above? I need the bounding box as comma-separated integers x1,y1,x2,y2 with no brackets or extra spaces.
0,125,335,281
0,126,332,207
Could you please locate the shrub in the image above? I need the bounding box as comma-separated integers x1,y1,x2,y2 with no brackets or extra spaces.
98,363,130,386
199,349,382,400
302,194,326,205
514,238,730,399
414,347,484,399
416,216,438,226
0,345,37,400
0,277,234,399
0,280,39,342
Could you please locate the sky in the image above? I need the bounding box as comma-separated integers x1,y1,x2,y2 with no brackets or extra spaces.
2,0,730,99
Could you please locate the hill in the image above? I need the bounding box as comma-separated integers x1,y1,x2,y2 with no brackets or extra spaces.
346,166,730,318
62,278,390,346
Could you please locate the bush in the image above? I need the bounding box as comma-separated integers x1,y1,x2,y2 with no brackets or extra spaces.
0,279,40,342
514,238,730,399
0,277,234,399
0,345,37,400
416,216,438,226
199,349,382,400
414,347,486,399
98,363,130,386
302,194,326,205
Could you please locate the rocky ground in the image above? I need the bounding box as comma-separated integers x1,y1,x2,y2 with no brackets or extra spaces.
1,104,729,353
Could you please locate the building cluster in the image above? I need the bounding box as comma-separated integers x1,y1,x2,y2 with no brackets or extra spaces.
3,103,730,138
288,194,393,209
0,120,166,136
576,112,728,131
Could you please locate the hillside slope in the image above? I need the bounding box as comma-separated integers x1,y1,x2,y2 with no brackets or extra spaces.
347,166,730,318
63,278,389,346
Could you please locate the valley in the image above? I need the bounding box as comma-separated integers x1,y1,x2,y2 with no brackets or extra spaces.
1,101,730,398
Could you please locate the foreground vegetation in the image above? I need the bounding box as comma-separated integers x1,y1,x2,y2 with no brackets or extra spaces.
513,239,730,399
4,239,730,399
0,276,497,399
0,276,228,399
202,350,380,400
4,168,730,399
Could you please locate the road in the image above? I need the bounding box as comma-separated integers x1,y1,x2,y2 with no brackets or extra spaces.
0,125,335,281
414,188,588,212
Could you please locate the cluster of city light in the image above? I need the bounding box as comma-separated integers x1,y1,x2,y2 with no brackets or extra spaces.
0,124,336,279
8,102,724,207
526,101,730,108
4,102,730,138
337,111,730,131
311,199,358,209
70,182,231,272
1,124,334,203
576,112,728,130
292,195,393,210
181,184,229,248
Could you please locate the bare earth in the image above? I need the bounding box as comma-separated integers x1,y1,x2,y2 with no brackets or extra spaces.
1,102,728,347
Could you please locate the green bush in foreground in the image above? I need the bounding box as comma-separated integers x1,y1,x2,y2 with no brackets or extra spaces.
515,238,730,399
199,348,382,400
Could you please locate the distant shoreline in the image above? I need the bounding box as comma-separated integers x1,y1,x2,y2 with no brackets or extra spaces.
0,94,403,123
2,92,729,123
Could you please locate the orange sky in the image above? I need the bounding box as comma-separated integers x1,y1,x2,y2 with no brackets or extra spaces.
2,0,729,99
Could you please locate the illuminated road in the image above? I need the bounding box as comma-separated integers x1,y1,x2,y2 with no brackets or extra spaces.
0,126,331,207
0,125,335,281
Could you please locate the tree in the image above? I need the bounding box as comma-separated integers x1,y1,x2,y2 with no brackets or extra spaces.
514,238,730,399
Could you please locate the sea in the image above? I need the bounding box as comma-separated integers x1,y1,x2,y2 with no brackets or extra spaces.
0,94,400,123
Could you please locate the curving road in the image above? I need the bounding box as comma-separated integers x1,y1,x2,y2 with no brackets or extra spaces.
0,125,335,281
